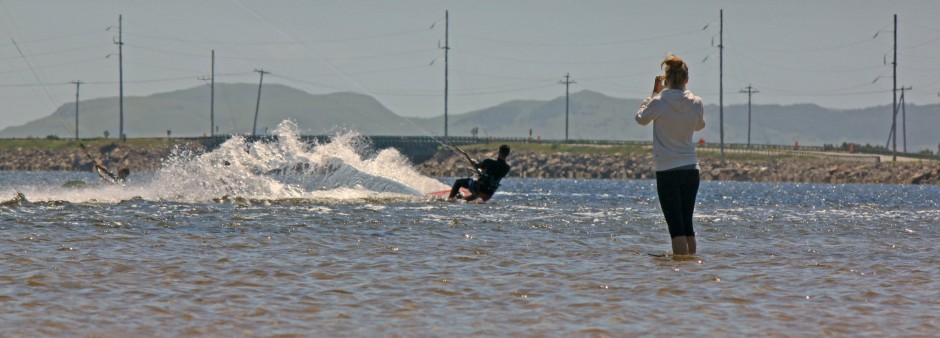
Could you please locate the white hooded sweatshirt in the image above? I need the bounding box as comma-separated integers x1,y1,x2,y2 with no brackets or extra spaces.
635,89,706,171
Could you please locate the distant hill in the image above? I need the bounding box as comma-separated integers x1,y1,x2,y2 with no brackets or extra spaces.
2,84,938,153
412,90,648,141
417,91,940,153
0,83,420,138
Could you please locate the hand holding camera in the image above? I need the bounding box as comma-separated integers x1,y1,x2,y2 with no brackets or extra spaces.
652,75,665,95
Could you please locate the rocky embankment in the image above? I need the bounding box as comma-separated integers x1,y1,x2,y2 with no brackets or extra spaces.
2,142,938,185
0,142,205,172
416,149,940,185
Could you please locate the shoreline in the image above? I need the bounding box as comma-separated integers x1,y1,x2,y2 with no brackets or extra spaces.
1,140,937,185
416,148,940,185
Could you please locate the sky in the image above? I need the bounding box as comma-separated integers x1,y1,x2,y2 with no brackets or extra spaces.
1,0,940,135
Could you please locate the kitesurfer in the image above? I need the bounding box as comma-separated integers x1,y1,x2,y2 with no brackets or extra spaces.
448,144,511,202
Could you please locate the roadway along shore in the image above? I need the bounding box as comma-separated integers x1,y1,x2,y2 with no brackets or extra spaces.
0,140,937,185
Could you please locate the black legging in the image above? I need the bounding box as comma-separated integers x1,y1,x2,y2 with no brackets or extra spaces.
449,178,475,199
655,169,700,238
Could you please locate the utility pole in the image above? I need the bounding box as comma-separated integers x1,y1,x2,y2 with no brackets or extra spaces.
900,85,911,153
443,10,450,140
891,14,897,162
115,14,124,141
252,69,269,137
559,73,576,142
739,84,758,147
211,50,215,137
209,50,215,137
719,9,725,164
198,51,216,137
72,80,82,140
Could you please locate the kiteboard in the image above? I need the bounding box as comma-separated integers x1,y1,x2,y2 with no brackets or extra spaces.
426,187,468,199
426,187,481,202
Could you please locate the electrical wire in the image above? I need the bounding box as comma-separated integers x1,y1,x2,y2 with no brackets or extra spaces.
454,45,714,66
453,24,712,47
726,36,877,53
230,0,456,147
0,44,111,61
0,28,108,47
131,27,430,46
0,55,107,74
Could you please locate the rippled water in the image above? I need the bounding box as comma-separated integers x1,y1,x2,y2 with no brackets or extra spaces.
1,126,938,336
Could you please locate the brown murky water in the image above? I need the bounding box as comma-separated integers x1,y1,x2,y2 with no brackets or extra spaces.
2,174,938,336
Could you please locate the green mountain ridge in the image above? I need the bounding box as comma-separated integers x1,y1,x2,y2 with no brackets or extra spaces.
3,84,938,152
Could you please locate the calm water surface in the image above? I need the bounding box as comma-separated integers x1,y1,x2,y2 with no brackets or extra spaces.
1,171,938,337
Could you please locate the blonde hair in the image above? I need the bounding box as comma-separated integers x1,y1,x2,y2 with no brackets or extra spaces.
661,53,688,88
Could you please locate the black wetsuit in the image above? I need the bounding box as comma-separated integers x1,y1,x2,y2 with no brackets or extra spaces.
449,158,511,201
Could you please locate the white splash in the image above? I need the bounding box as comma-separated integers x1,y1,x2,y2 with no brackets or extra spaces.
11,120,449,204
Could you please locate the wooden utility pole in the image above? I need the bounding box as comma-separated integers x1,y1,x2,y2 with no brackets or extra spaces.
72,80,82,140
443,10,450,140
902,86,910,153
559,73,576,142
739,84,758,146
210,50,215,137
115,14,124,141
252,69,269,137
198,51,216,136
891,14,898,161
719,9,725,164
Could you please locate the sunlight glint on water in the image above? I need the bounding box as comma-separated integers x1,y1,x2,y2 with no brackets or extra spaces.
0,129,938,335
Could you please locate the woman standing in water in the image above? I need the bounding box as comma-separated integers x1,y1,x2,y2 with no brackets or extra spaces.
635,53,706,255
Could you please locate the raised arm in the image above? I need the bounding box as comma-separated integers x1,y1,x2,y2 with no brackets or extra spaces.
636,96,658,126
694,100,706,131
635,75,664,126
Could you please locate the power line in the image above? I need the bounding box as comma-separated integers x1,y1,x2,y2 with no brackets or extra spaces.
0,28,108,47
9,39,62,121
452,22,714,47
726,36,877,53
126,44,437,62
123,60,203,74
266,73,348,91
131,27,431,46
339,82,557,97
0,44,110,61
455,45,714,65
449,68,558,82
759,88,890,98
3,23,73,135
0,55,107,74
